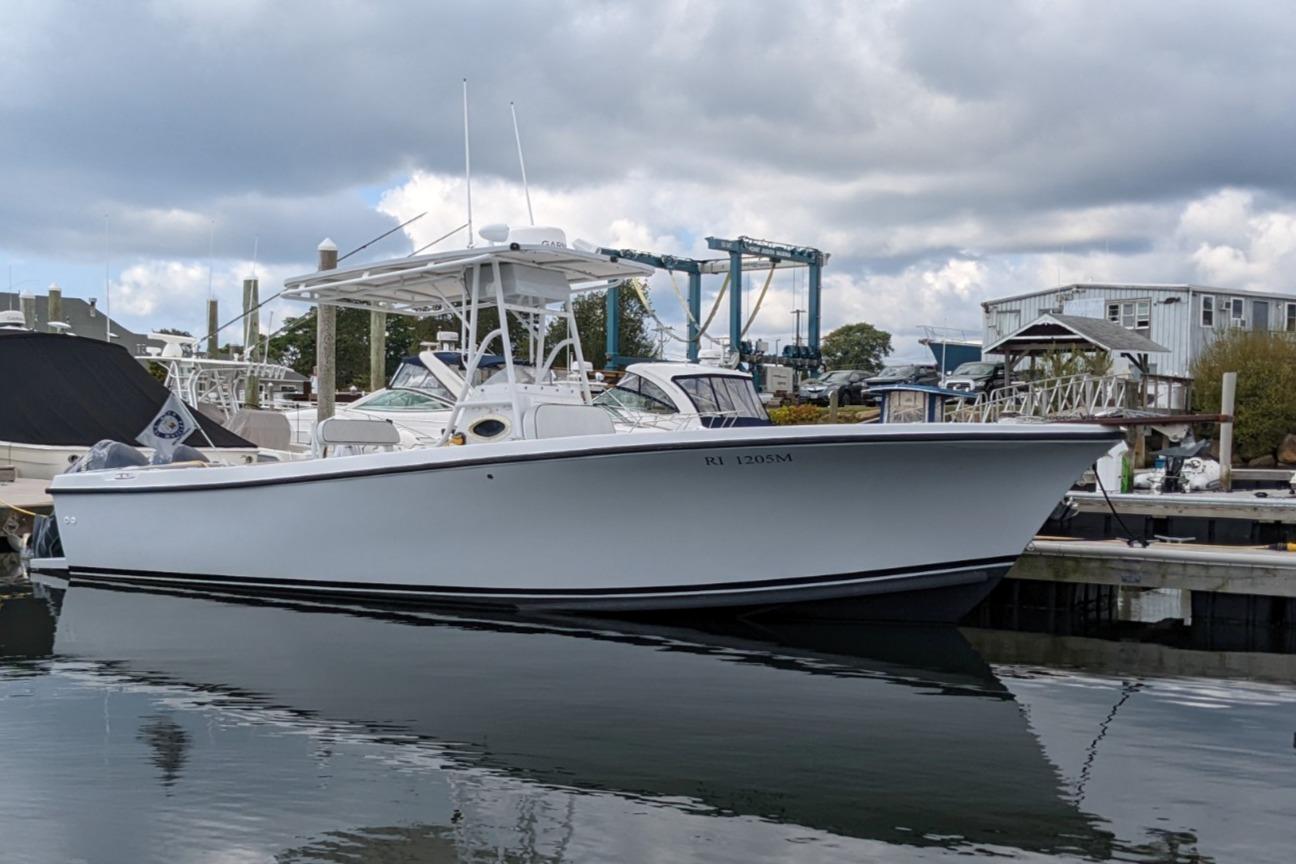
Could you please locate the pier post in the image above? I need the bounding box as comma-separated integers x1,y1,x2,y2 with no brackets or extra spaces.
369,310,387,392
206,299,219,357
19,291,35,330
316,239,338,422
243,277,261,408
605,282,620,367
1219,371,1237,491
47,283,62,331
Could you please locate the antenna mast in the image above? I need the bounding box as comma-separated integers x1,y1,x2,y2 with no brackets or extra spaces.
510,101,535,225
463,78,473,247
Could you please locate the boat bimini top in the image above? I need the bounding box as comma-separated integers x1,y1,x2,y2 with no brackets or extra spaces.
282,225,652,445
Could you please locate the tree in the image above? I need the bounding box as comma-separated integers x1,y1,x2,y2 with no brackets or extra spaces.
268,305,542,389
544,281,659,368
1191,329,1296,462
820,322,892,374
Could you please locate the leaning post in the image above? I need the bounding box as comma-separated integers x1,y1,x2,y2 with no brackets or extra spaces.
1219,371,1237,491
316,238,338,422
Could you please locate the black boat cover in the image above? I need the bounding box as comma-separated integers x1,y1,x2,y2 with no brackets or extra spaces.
0,331,253,448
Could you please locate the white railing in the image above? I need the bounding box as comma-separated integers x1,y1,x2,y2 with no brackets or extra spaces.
948,373,1191,422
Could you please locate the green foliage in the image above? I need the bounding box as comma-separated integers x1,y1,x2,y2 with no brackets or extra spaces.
768,404,823,425
820,323,891,374
767,404,879,425
1191,330,1296,461
268,306,530,389
544,281,658,368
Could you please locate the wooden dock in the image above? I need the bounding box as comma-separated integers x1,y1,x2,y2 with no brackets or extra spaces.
1068,489,1296,524
1014,537,1296,597
0,476,53,523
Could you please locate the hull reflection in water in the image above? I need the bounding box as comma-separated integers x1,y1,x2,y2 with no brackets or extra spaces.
26,581,1115,859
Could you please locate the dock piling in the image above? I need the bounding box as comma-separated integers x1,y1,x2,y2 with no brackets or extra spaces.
47,283,62,330
243,277,261,408
1220,371,1237,491
206,299,219,357
369,310,386,393
316,239,338,422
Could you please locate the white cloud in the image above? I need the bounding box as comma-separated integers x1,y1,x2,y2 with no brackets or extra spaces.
108,258,302,346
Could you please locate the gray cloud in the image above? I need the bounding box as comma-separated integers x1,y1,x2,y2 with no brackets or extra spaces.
2,0,1295,326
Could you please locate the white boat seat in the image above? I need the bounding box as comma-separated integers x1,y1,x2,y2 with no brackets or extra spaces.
313,416,401,457
227,408,292,451
522,403,615,439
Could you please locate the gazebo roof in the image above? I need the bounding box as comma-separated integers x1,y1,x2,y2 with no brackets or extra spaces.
985,313,1169,356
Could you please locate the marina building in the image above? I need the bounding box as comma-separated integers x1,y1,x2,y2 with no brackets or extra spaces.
981,283,1296,377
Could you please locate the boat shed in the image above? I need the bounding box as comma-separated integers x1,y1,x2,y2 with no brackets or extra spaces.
984,313,1169,386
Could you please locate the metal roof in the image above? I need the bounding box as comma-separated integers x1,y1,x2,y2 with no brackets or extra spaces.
982,281,1296,308
282,244,653,316
984,313,1169,355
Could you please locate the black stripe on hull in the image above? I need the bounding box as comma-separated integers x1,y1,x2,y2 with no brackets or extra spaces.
66,556,1017,616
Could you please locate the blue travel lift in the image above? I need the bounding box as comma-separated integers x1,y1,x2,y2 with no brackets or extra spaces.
597,236,828,389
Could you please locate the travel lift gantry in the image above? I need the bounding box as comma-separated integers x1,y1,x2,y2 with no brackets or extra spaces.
597,236,828,389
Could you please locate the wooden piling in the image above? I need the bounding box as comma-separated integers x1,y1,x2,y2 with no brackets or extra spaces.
206,299,219,357
19,292,35,330
369,310,387,393
243,277,261,409
47,283,62,330
1220,371,1237,491
315,239,338,422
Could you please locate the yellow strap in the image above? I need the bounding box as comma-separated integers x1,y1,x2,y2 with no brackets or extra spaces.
0,495,44,518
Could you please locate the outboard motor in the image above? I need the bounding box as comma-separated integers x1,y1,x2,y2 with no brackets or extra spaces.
66,439,149,473
28,440,150,560
149,443,209,466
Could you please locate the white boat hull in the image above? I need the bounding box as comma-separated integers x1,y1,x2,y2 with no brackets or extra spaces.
48,424,1119,621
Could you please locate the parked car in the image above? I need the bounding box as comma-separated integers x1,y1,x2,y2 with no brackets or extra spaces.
863,364,940,403
797,369,870,406
940,361,1005,395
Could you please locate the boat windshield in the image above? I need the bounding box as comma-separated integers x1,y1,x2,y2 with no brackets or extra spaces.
593,373,677,415
388,363,457,401
951,362,997,377
674,374,766,420
352,388,453,412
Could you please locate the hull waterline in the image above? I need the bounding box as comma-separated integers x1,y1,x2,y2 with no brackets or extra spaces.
47,424,1120,621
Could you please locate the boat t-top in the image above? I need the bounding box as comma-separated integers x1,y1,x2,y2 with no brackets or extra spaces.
40,225,1120,621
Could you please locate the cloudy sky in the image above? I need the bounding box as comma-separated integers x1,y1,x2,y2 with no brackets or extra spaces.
4,0,1295,359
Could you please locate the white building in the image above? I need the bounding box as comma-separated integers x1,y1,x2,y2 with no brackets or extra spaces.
982,283,1296,377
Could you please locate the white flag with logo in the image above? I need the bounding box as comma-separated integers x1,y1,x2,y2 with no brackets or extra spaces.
137,393,200,458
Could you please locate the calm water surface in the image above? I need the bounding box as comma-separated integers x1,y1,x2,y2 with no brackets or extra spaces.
1,565,1293,863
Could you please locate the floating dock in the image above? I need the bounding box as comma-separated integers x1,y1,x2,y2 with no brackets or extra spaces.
0,478,52,550
1068,489,1296,524
1014,537,1296,597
